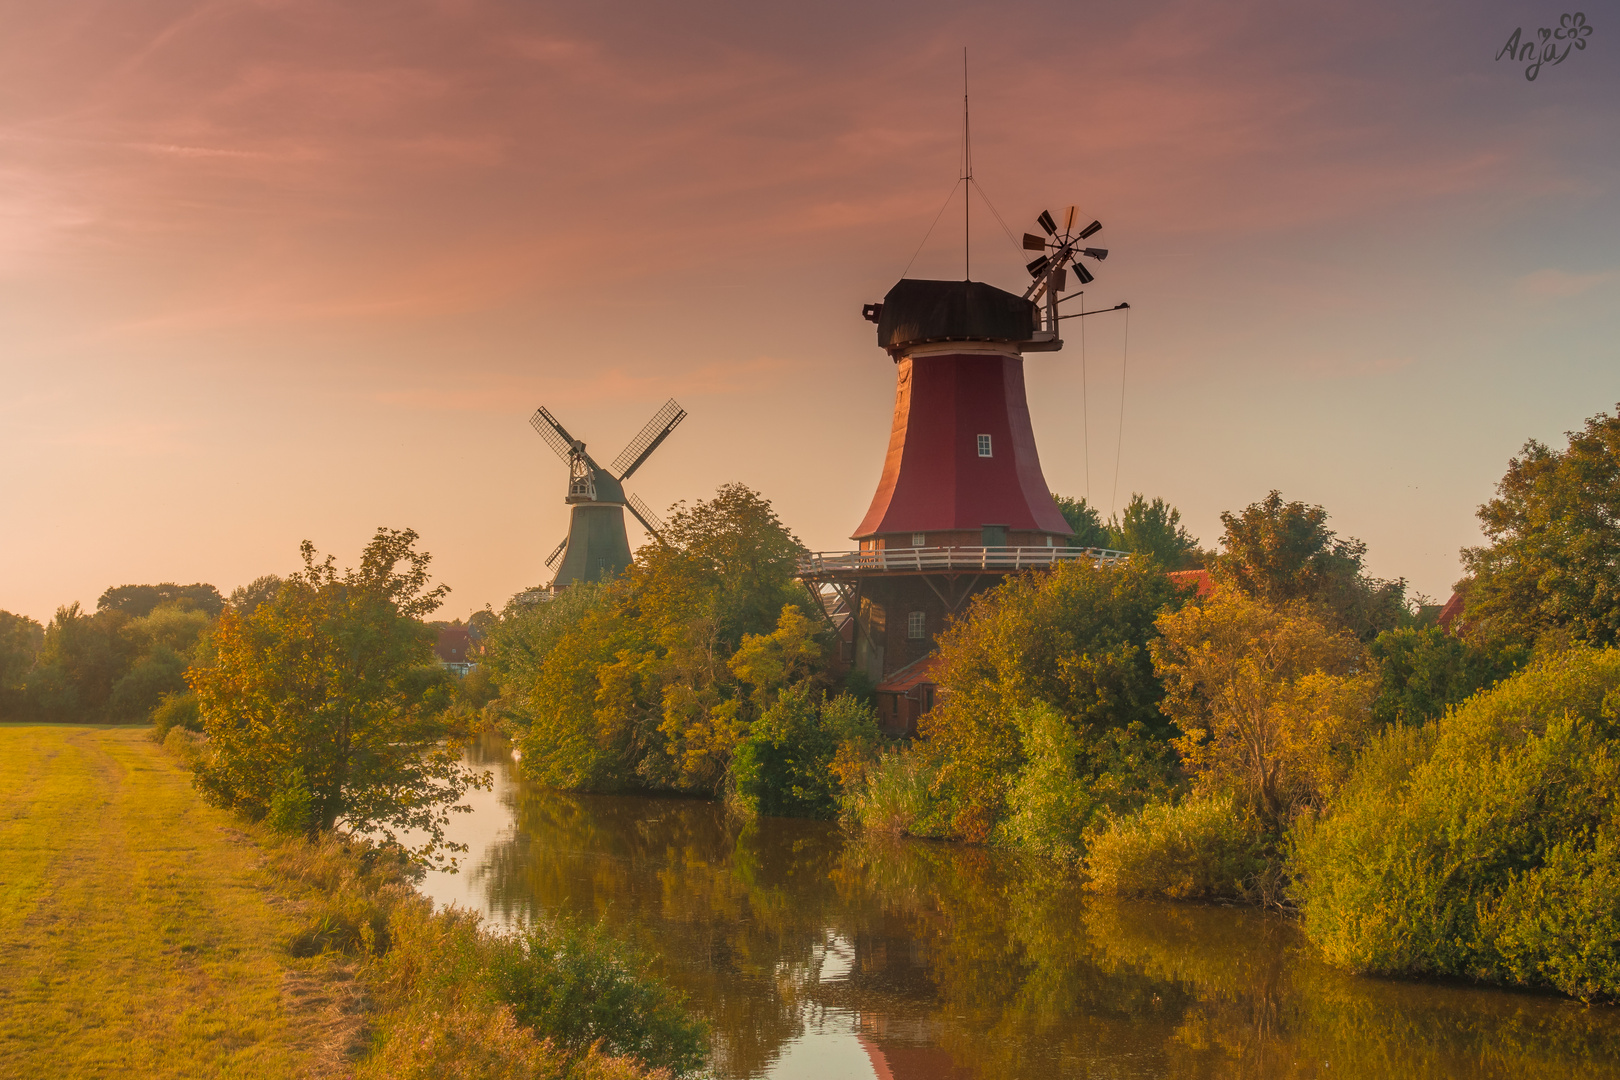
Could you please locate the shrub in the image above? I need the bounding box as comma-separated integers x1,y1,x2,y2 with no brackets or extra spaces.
1290,646,1620,999
998,703,1181,864
845,746,941,836
731,688,879,820
1083,794,1269,900
150,689,201,739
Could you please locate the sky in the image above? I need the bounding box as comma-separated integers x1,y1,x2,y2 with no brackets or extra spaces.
2,0,1617,622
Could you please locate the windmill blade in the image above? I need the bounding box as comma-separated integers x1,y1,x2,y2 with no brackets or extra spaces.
530,406,580,462
1037,210,1058,236
1063,206,1078,233
1078,219,1102,240
610,398,687,480
544,536,568,569
625,493,665,540
1025,254,1051,278
1082,247,1109,260
1073,262,1095,285
1021,232,1047,251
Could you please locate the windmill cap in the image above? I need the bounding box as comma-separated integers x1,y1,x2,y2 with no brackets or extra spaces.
871,279,1036,355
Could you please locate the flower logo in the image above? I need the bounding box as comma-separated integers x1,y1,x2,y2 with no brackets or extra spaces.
1556,12,1594,49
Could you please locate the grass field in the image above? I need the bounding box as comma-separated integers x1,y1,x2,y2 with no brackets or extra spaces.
0,725,360,1079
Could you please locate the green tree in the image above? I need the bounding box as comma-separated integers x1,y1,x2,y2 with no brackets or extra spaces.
97,582,224,618
1368,625,1525,726
0,610,44,718
1053,494,1113,548
227,574,284,614
190,528,485,865
1111,493,1203,568
923,558,1189,841
25,603,137,722
1215,490,1405,640
510,485,818,798
1460,405,1620,648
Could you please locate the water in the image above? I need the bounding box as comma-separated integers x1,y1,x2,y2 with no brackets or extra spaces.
416,736,1620,1079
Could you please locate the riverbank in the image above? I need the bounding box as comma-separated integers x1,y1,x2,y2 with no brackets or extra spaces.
0,724,363,1078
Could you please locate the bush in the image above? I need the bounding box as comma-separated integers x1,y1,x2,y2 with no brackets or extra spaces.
844,746,941,836
1290,646,1620,999
150,689,201,739
731,689,879,820
1083,794,1269,900
998,703,1181,864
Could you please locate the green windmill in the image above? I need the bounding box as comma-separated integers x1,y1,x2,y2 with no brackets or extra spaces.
531,399,687,588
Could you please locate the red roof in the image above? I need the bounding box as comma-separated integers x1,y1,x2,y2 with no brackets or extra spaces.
434,627,471,663
1168,569,1215,598
1437,591,1465,629
875,653,941,695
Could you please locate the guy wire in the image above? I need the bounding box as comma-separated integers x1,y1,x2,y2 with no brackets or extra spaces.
1111,306,1130,519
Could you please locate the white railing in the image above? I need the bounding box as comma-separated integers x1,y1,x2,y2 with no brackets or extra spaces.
796,545,1129,577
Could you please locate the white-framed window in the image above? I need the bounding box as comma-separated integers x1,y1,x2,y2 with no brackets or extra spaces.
911,533,926,547
907,611,926,640
977,434,993,457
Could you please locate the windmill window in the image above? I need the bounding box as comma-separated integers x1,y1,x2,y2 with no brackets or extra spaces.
907,611,926,639
911,533,926,547
977,434,993,457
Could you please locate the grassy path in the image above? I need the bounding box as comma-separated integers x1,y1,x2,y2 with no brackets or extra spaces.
0,725,358,1079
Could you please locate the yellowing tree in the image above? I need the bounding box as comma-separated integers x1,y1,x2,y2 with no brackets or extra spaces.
190,528,485,866
1150,587,1375,823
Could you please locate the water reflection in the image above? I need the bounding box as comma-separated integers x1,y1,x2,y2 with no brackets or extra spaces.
415,736,1620,1079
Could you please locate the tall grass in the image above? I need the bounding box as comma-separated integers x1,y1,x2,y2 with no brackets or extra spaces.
1083,795,1270,901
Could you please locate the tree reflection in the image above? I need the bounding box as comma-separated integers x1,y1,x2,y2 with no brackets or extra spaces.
467,741,1620,1080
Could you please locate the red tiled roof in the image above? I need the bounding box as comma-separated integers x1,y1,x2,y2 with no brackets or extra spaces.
435,627,471,663
1437,591,1465,629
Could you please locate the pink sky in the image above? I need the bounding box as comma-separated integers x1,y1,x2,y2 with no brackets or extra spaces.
3,0,1617,621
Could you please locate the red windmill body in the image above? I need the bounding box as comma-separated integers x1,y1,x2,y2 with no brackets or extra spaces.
798,209,1127,734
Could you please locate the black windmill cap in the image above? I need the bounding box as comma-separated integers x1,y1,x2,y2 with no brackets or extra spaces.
874,279,1036,354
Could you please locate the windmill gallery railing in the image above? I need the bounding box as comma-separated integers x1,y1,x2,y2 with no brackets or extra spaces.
796,545,1129,580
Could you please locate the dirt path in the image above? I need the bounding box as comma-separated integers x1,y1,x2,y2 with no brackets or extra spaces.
0,725,363,1079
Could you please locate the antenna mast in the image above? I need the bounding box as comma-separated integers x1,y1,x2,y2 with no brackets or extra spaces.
962,48,971,280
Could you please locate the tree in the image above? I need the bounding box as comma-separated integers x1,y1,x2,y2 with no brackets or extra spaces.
510,484,819,797
190,528,485,865
1460,405,1620,647
923,558,1189,840
1367,625,1525,726
0,610,44,718
1053,494,1113,548
26,603,138,722
227,575,284,615
1151,587,1376,824
1112,493,1203,568
98,582,224,618
1215,491,1405,640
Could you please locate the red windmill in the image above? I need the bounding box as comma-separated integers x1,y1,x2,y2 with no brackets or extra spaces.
798,206,1129,734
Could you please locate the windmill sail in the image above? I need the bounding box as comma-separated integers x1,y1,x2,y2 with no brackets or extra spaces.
610,399,687,480
625,493,665,539
531,406,580,461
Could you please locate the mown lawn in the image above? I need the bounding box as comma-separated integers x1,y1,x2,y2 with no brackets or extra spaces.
0,725,358,1079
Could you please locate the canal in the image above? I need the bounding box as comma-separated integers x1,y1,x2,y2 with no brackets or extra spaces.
415,736,1620,1079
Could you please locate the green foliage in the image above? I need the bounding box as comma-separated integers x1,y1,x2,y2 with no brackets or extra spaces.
1111,493,1203,569
923,558,1188,841
1215,490,1406,640
97,581,224,618
507,485,819,799
150,690,202,739
1083,794,1270,900
1368,624,1526,725
1461,405,1620,648
486,920,708,1072
1053,493,1113,548
227,575,284,615
732,688,880,820
1153,587,1377,824
24,602,139,721
843,746,940,835
1290,646,1620,999
265,766,318,837
0,609,43,718
998,703,1182,863
190,528,485,866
